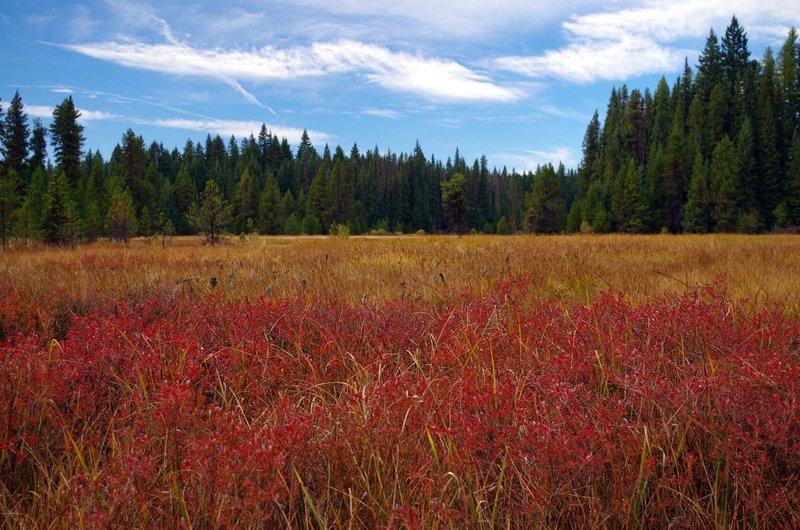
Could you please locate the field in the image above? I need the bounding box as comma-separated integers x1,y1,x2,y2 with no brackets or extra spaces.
2,234,799,528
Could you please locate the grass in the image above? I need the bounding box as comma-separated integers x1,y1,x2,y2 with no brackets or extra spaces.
1,234,799,339
1,234,799,528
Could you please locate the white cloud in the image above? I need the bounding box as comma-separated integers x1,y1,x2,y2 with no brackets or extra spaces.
493,0,800,82
139,118,332,144
494,147,576,173
362,108,404,120
63,38,519,103
25,105,121,122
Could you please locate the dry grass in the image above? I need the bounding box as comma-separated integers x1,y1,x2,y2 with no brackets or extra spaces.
2,234,799,338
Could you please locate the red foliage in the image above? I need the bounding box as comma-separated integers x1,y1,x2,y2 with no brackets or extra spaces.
1,279,799,527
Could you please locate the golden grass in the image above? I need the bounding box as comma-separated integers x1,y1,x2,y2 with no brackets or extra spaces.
2,234,800,337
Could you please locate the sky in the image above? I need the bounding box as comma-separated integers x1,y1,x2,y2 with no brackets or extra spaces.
2,0,798,172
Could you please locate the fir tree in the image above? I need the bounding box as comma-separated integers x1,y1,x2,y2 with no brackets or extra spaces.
441,172,467,233
42,169,78,246
525,165,566,233
106,190,138,242
710,136,740,232
258,173,282,234
50,96,85,188
232,168,259,233
188,180,232,244
786,134,800,225
28,119,48,172
2,91,30,183
683,150,711,233
611,159,645,233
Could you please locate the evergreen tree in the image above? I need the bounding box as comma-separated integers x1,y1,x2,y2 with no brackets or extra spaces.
258,173,282,234
232,168,259,233
697,29,723,104
0,168,18,250
786,134,800,225
757,48,784,227
106,190,138,242
611,159,645,233
525,165,566,233
2,91,30,183
50,96,85,188
28,119,48,172
664,109,687,232
683,150,711,233
441,172,467,233
710,136,740,232
22,166,47,237
779,29,799,144
578,111,601,197
188,180,232,244
42,169,79,246
174,166,196,234
721,16,751,83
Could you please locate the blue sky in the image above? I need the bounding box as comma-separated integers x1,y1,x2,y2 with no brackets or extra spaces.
2,0,798,172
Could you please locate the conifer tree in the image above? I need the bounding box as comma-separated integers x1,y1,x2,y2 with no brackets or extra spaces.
611,159,645,233
232,167,259,233
189,180,232,244
106,190,138,242
441,172,467,233
2,91,30,183
28,119,48,172
710,136,740,232
683,150,711,233
42,169,78,246
526,165,566,233
50,96,85,188
258,173,282,234
786,134,800,225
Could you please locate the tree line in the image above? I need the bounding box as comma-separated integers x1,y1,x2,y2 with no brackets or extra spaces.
0,16,798,247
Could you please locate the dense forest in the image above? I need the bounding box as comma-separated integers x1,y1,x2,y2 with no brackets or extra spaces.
0,16,799,246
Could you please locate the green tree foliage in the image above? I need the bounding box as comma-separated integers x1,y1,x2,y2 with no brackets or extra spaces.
42,169,79,246
441,172,467,233
28,119,48,172
683,150,711,233
786,134,800,226
258,173,282,235
0,168,18,250
710,136,740,232
611,159,646,233
232,168,259,233
525,165,566,233
2,91,29,181
50,96,85,188
106,190,138,242
189,180,232,244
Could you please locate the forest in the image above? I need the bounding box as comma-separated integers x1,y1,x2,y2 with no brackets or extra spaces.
0,16,799,246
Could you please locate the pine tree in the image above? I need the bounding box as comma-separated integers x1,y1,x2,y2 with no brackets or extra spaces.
441,172,467,233
611,159,645,233
779,29,799,156
664,109,687,232
42,169,79,246
525,165,566,233
683,150,711,233
106,190,138,242
173,166,196,234
232,168,259,233
786,134,800,225
0,168,18,250
258,173,282,234
757,48,784,227
710,136,740,232
578,111,601,197
28,119,48,172
188,180,232,244
50,96,85,188
2,91,30,183
697,29,723,104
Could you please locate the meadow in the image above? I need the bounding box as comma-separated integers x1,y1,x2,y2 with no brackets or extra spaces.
1,234,799,528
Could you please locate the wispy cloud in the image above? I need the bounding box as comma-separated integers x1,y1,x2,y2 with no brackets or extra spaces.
25,104,122,122
362,108,405,120
139,118,332,144
493,147,576,172
24,104,331,144
63,38,520,103
493,0,800,83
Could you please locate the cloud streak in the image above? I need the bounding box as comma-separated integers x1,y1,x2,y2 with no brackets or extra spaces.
493,0,800,82
24,104,330,144
63,38,520,103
